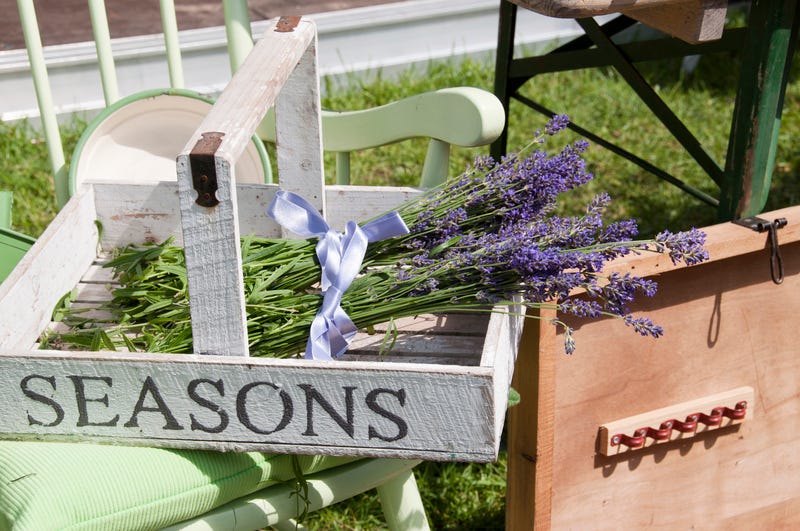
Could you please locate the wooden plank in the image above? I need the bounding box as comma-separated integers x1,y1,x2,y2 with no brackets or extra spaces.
181,18,316,170
512,0,728,43
274,23,326,228
93,182,420,250
348,332,484,358
80,263,116,284
0,349,499,461
544,240,800,527
506,308,557,531
605,204,800,280
94,181,279,249
482,302,526,455
73,282,114,303
623,0,727,44
511,0,725,18
340,354,482,366
721,497,800,529
0,190,99,351
177,144,249,356
368,313,489,335
324,184,422,232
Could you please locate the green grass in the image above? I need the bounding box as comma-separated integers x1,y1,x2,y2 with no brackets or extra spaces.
0,119,81,237
1,38,799,529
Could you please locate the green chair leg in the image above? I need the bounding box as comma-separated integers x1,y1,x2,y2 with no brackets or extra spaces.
164,458,428,530
377,468,431,531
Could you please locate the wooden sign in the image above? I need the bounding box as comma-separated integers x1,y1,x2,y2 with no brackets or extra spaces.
0,340,514,461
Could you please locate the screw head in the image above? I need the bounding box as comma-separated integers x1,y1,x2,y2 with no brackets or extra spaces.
611,436,620,446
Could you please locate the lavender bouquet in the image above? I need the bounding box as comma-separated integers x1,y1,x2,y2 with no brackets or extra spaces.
47,116,708,358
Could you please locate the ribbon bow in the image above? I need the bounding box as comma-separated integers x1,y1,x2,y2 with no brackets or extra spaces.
267,190,409,360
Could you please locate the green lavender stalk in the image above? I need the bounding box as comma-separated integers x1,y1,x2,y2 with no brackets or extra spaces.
44,118,709,356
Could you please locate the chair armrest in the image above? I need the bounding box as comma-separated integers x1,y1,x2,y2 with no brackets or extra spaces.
259,87,505,152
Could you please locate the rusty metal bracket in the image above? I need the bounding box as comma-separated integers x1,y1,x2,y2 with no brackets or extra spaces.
189,132,224,207
275,16,301,32
733,216,788,284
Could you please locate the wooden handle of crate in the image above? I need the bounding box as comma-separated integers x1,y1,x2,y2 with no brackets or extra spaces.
179,17,317,170
175,16,324,357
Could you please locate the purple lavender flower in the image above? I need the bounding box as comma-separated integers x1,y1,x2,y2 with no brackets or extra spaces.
655,228,709,265
561,323,576,354
623,315,664,338
559,298,604,319
364,116,708,354
545,114,570,135
600,273,659,315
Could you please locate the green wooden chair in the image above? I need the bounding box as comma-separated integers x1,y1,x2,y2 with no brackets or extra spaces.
1,1,504,530
0,192,35,283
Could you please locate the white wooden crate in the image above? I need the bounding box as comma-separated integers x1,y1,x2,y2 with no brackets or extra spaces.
0,17,522,462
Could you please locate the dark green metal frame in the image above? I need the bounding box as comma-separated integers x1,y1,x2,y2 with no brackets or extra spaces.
492,0,798,221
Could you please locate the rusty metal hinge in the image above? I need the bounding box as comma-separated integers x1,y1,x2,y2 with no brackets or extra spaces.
275,16,301,33
189,132,224,207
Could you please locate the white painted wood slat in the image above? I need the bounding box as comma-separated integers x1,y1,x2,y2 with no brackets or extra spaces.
176,18,318,357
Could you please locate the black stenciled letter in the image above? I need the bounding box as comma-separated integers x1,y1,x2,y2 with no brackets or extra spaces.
188,378,229,433
67,375,120,427
236,381,292,435
20,374,64,427
299,384,356,438
124,376,184,430
366,388,408,442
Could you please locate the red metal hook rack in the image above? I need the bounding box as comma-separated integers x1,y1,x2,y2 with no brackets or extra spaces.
599,388,753,456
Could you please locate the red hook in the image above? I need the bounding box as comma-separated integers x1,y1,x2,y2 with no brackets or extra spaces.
610,431,645,449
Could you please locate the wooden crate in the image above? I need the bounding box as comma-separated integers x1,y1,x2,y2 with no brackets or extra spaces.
506,204,800,528
0,17,522,463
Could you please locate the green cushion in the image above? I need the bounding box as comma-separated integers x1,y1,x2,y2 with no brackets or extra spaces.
0,441,356,530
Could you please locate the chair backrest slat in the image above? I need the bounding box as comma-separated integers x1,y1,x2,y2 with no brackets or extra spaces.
223,0,255,74
16,0,69,207
420,138,450,189
159,0,185,88
336,152,351,184
88,0,120,105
